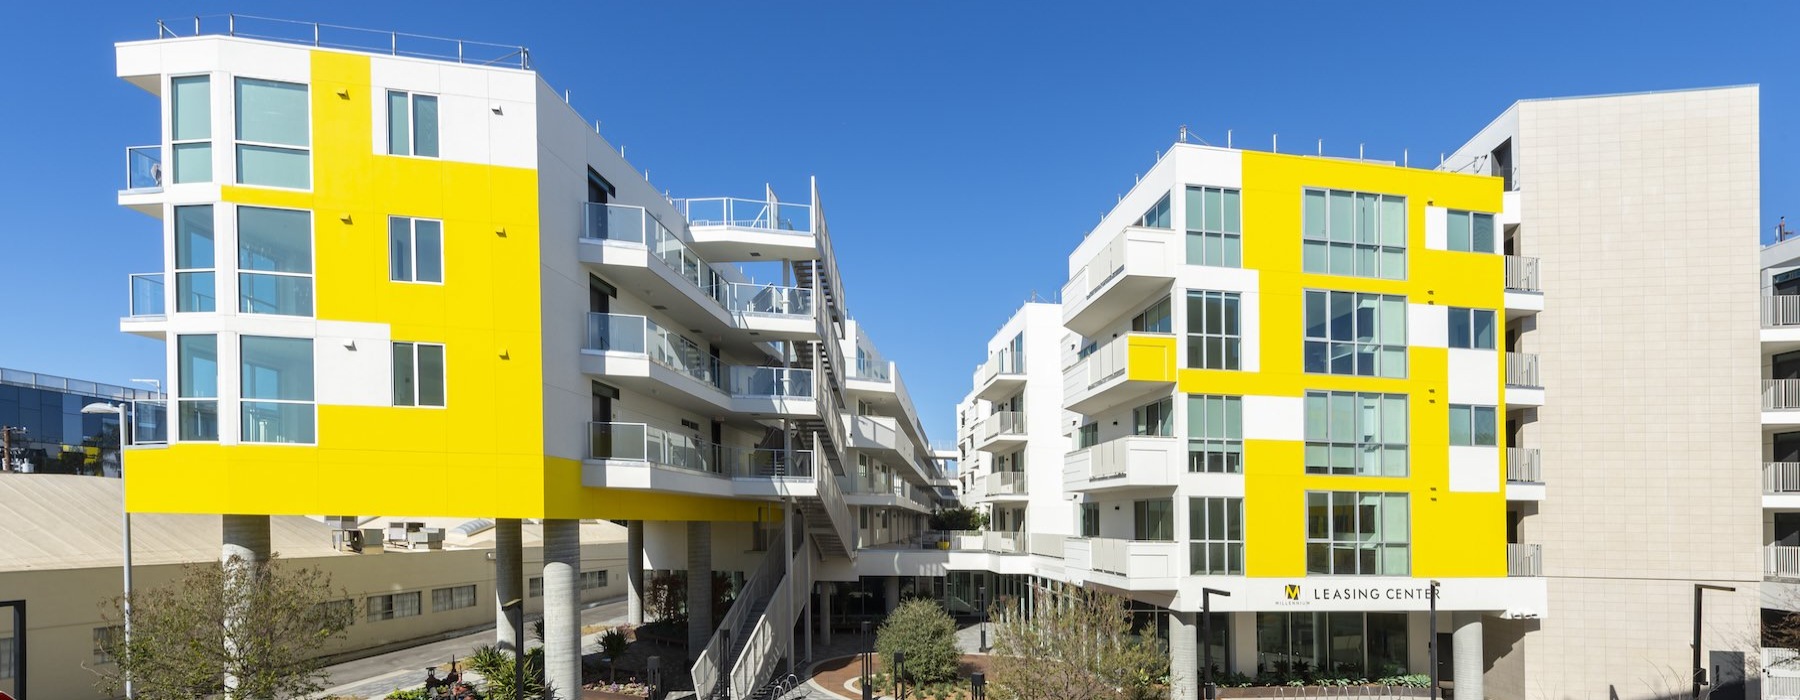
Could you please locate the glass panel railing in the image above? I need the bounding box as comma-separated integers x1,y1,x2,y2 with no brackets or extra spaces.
589,421,719,474
648,322,726,391
726,447,815,478
129,399,169,445
725,282,813,318
729,367,814,398
677,197,814,234
238,273,313,316
851,358,892,382
129,273,165,317
586,312,649,353
125,145,163,191
588,421,648,461
582,202,651,244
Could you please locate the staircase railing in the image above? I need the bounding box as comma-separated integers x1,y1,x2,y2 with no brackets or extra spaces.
813,431,856,556
728,535,816,699
691,538,787,699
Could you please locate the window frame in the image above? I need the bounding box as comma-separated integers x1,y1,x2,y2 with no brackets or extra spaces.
1185,290,1243,370
1132,296,1173,333
431,584,478,612
392,341,448,408
176,334,220,442
1303,391,1409,477
1447,307,1497,350
1302,289,1408,378
169,73,214,184
1446,209,1497,253
1132,498,1175,541
1133,397,1174,437
236,205,315,317
388,215,445,284
1184,185,1244,268
386,89,441,158
1301,187,1408,280
366,591,423,622
239,335,317,445
1448,404,1499,447
1304,491,1410,576
1187,394,1244,474
1138,192,1172,229
93,625,125,664
1189,496,1245,575
232,77,312,191
173,204,217,313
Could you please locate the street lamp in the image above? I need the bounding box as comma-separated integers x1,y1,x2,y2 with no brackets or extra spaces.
1201,588,1230,700
1693,583,1737,700
978,584,988,652
862,620,874,700
82,402,132,700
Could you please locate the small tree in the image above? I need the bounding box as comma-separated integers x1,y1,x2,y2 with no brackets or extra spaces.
929,507,989,532
94,555,354,700
876,598,960,686
990,586,1167,700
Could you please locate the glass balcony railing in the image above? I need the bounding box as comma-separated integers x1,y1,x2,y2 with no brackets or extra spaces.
582,201,656,244
851,357,892,382
125,145,162,191
723,282,813,318
586,312,814,399
728,366,814,399
129,273,165,317
677,197,813,234
587,420,814,477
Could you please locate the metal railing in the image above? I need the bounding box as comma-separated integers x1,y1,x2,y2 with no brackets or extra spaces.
1769,462,1800,494
129,273,165,317
1506,353,1541,389
1506,448,1542,483
1507,543,1543,577
728,366,814,399
0,368,162,401
1767,295,1800,327
585,312,813,399
154,14,530,68
978,411,1026,441
1505,255,1540,293
1768,673,1800,700
813,431,856,554
726,535,814,699
1766,379,1800,411
691,539,786,699
1770,546,1800,579
586,421,814,478
677,197,813,234
125,145,162,191
984,471,1028,496
724,282,813,318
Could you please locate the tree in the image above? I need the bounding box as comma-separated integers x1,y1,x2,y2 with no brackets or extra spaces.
876,598,960,686
94,555,355,700
989,585,1168,700
930,506,989,532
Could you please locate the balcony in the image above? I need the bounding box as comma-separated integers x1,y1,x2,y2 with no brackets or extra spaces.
1504,447,1544,501
674,197,816,261
1504,255,1544,317
982,471,1028,500
120,272,167,338
1766,379,1800,426
1767,463,1800,509
971,411,1027,453
1507,543,1543,577
1064,537,1181,589
972,351,1027,402
584,421,817,495
1505,353,1544,407
846,414,918,469
1764,296,1800,351
1769,546,1800,580
1064,436,1182,493
1062,332,1178,415
1061,226,1179,336
840,477,932,513
581,312,815,416
119,145,163,215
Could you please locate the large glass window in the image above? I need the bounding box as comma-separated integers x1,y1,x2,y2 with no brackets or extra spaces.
176,334,219,441
1133,499,1174,541
1132,296,1172,333
1303,290,1406,377
1138,192,1172,229
1446,210,1496,253
393,342,447,407
431,585,476,612
1080,503,1100,537
1448,307,1497,350
234,78,309,189
366,592,421,622
1133,397,1173,437
174,205,215,313
1305,491,1409,575
1185,186,1242,268
1186,290,1241,370
1302,188,1406,279
238,207,312,316
389,216,444,283
170,75,212,183
1256,612,1410,677
1187,395,1242,473
386,90,440,158
1188,497,1243,575
240,336,314,444
1449,404,1498,447
1304,391,1407,476
1075,423,1099,450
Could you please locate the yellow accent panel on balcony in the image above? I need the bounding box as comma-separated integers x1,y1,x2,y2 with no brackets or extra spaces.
1125,334,1178,382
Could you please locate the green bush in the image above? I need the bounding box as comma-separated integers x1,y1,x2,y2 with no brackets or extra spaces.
384,690,429,700
875,599,960,685
466,644,546,699
599,626,629,659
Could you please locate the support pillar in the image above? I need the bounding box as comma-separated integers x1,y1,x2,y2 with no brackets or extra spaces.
542,519,581,700
1452,612,1484,700
1168,610,1199,700
804,585,814,663
819,583,833,647
884,576,900,613
626,520,645,625
687,521,712,656
221,514,270,697
494,519,523,654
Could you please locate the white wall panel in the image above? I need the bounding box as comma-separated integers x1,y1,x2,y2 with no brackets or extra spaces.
1448,445,1500,493
1447,348,1500,405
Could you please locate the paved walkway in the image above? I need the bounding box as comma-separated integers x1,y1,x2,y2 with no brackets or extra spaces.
320,596,628,700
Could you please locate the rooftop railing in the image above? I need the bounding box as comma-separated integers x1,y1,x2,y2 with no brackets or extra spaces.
0,368,162,401
153,14,530,69
125,146,162,192
676,198,813,235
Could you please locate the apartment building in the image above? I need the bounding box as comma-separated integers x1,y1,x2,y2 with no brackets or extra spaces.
956,303,1069,543
105,16,945,700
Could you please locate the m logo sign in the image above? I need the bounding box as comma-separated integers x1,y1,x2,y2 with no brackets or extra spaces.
1284,584,1301,600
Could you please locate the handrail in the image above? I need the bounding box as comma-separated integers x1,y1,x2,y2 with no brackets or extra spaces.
1769,545,1800,579
976,349,1025,386
1506,353,1541,389
129,272,166,317
690,539,788,698
1768,295,1800,328
125,145,162,191
154,14,531,69
1766,379,1800,411
1506,447,1542,483
585,312,814,399
1767,462,1800,494
587,421,814,478
727,536,815,698
1507,543,1543,577
978,411,1026,441
676,197,814,235
814,431,857,555
1505,255,1541,293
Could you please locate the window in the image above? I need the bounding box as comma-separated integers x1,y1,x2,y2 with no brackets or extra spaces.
1302,188,1406,280
1133,397,1173,437
238,206,313,316
1305,492,1409,575
1303,290,1406,377
93,625,124,664
1187,395,1243,473
367,592,422,622
0,636,12,679
389,216,444,283
1189,497,1244,575
1080,503,1100,537
1138,192,1172,229
177,334,219,441
393,342,447,407
432,585,477,612
311,599,356,627
1133,499,1174,541
234,78,310,189
1448,307,1497,350
529,577,544,598
580,570,609,590
174,205,215,312
241,336,315,444
387,90,440,157
171,75,212,183
1449,405,1498,447
1132,296,1172,333
1186,291,1242,370
1446,210,1496,253
1304,391,1407,476
1255,612,1409,678
1185,186,1242,267
1075,423,1099,450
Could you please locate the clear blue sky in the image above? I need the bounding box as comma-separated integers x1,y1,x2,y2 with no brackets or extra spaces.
1,1,1788,446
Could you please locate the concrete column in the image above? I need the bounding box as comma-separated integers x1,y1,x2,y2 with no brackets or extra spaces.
494,518,523,654
819,583,832,647
884,576,900,613
687,521,712,656
1452,612,1484,700
804,585,814,663
221,514,270,697
1229,612,1258,677
626,520,645,625
542,519,581,700
1169,610,1199,700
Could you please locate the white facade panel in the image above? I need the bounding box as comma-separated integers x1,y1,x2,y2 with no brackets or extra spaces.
1409,303,1449,349
1446,348,1500,405
1448,445,1500,493
1424,206,1447,250
314,320,393,407
1241,395,1303,442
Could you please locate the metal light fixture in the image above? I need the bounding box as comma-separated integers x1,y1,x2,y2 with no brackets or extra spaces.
971,671,986,700
82,402,132,699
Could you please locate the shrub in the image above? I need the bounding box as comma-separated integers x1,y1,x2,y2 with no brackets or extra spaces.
599,626,629,659
875,599,960,685
467,644,547,699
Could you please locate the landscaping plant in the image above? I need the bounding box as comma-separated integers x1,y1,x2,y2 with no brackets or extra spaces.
875,598,961,686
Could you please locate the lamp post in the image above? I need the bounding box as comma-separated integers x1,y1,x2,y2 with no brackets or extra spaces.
862,620,874,700
893,651,906,700
1427,580,1440,700
82,402,131,700
1693,584,1737,700
970,671,986,700
1201,588,1230,700
978,584,988,652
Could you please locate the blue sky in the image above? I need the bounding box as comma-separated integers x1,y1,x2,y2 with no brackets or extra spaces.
0,1,1788,446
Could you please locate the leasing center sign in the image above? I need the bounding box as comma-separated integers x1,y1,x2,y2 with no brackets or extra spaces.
1187,578,1546,615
